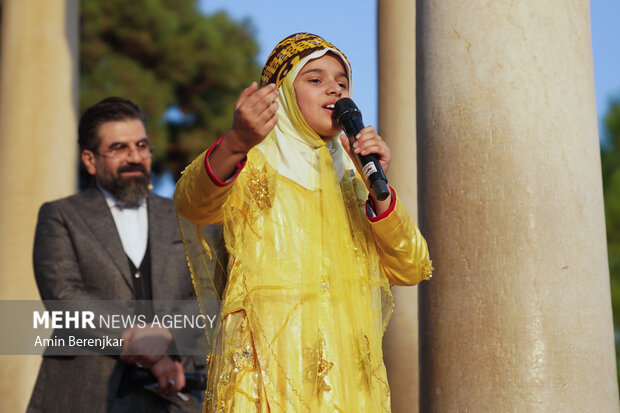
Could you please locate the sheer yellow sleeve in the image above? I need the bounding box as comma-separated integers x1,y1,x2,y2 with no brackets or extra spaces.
370,190,433,286
174,150,234,226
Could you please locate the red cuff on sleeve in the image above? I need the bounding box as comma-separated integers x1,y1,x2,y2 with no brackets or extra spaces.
204,136,247,187
366,186,396,222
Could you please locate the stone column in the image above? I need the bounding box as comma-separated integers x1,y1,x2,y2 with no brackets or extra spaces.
416,1,619,411
377,1,421,412
0,1,78,411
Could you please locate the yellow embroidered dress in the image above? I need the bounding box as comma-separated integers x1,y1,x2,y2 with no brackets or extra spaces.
174,33,432,413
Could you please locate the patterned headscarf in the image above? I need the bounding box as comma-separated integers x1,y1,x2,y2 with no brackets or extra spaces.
260,33,352,90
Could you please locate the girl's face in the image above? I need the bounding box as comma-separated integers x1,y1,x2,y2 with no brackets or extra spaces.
293,53,350,139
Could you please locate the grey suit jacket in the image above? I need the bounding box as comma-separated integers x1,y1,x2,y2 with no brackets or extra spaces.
27,187,204,413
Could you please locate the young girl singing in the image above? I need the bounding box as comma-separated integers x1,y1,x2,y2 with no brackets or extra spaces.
175,33,432,412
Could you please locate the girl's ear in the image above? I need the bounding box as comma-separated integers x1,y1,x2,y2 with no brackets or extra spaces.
81,150,97,176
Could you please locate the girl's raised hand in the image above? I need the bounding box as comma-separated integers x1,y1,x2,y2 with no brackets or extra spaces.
226,82,279,155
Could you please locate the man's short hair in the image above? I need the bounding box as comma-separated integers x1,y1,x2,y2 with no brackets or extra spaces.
78,97,147,152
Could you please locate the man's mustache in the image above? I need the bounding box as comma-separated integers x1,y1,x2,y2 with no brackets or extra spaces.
117,164,148,175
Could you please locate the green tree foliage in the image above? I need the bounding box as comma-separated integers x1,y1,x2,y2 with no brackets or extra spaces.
600,97,620,381
79,0,260,174
601,99,620,326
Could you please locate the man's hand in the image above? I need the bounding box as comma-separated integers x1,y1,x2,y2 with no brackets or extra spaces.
119,323,174,368
150,355,186,397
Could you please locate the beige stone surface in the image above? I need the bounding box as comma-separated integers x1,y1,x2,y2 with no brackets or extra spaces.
378,1,421,412
416,1,619,411
0,0,78,410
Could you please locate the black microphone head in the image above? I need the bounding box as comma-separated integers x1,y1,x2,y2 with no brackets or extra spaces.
334,98,361,125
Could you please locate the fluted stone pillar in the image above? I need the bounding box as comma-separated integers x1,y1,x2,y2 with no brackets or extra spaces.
377,1,420,412
416,1,619,411
0,1,78,411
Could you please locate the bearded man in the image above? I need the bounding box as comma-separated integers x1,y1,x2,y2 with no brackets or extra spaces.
27,98,203,413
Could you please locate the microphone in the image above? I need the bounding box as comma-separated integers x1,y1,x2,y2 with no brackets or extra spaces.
334,98,390,201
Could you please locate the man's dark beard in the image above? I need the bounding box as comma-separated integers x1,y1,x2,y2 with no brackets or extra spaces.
98,164,149,207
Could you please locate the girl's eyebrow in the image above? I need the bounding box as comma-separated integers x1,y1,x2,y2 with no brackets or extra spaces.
299,67,348,79
300,68,325,76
